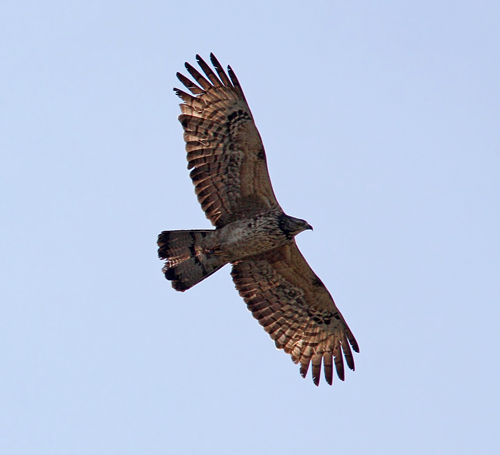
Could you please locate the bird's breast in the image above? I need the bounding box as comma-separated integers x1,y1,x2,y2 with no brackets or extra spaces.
217,215,288,261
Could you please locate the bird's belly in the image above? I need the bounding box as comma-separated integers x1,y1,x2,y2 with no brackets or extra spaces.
218,221,286,260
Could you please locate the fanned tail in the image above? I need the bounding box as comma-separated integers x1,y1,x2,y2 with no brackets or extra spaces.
157,230,226,291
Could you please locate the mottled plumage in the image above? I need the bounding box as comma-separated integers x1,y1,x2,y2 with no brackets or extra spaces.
158,54,359,385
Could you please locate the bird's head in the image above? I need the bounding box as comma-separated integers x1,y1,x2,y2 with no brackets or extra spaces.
279,214,313,239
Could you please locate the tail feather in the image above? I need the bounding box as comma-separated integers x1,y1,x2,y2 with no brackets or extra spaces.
158,230,225,291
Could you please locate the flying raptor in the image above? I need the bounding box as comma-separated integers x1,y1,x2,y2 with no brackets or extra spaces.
158,54,359,386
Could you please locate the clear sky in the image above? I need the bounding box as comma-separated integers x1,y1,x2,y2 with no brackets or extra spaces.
1,1,499,454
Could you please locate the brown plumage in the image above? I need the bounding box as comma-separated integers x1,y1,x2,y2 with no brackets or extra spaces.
158,54,359,386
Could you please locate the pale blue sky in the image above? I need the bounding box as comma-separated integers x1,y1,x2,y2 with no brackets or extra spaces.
1,1,499,454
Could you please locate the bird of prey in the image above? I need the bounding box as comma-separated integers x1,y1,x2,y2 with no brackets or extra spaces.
158,54,359,386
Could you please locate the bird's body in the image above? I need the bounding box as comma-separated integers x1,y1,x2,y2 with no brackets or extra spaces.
215,209,311,261
158,209,311,290
158,54,359,385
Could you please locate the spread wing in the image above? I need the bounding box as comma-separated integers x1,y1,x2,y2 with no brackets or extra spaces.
231,243,359,386
174,54,280,228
